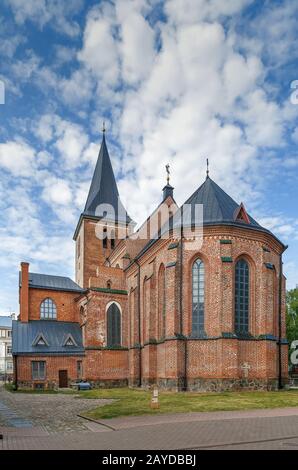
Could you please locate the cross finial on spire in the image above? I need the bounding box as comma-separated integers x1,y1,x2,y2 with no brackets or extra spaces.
206,158,209,178
102,120,106,135
165,163,170,185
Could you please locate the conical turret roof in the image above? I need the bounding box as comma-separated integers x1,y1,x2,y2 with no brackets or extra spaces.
184,176,261,227
83,135,131,224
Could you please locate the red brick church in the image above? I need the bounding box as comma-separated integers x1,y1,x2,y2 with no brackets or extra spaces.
12,133,288,391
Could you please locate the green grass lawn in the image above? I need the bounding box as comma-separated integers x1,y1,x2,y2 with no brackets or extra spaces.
6,384,298,420
76,387,298,420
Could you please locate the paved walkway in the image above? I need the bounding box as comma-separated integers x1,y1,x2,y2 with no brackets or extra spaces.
1,406,298,449
2,384,298,449
91,406,298,430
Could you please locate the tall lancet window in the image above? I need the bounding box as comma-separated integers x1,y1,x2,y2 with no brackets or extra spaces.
103,227,108,249
235,259,249,334
110,229,115,249
192,258,205,336
158,264,166,339
107,303,121,347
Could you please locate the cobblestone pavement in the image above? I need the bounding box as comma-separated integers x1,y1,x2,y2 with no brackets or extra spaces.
0,384,112,434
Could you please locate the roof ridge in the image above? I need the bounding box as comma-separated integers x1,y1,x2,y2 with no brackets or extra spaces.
29,272,74,280
183,177,207,205
207,178,237,221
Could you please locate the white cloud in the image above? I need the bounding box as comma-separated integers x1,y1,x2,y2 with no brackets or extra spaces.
223,54,263,104
54,120,89,169
292,127,298,143
82,141,100,166
42,177,72,206
258,216,298,240
59,68,94,106
164,0,252,24
34,114,57,143
116,0,156,85
238,90,285,147
0,34,25,58
6,0,83,37
0,140,36,176
78,4,120,88
34,114,89,169
248,1,298,67
0,177,75,310
36,150,53,167
10,51,41,81
73,180,90,210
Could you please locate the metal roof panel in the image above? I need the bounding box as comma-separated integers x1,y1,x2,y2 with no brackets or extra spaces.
12,320,84,355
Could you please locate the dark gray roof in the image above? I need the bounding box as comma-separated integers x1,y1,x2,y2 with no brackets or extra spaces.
126,176,285,267
184,176,261,227
0,316,12,328
83,135,131,223
19,272,85,293
12,320,84,355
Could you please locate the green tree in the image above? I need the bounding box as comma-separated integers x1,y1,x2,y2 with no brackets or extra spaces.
286,288,298,361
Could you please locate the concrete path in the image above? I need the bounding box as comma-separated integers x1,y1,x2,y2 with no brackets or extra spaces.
90,406,298,430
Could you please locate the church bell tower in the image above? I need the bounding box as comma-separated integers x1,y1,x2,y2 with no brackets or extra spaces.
73,129,133,288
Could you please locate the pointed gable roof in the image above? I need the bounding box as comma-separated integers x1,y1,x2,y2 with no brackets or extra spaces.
83,135,131,224
184,176,261,227
62,333,77,347
234,202,250,224
32,333,49,347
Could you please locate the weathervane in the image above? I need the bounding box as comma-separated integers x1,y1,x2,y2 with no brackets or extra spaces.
206,158,209,178
102,120,106,134
165,163,170,185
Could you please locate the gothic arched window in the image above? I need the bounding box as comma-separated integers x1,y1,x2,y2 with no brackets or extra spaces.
110,229,115,249
107,303,121,347
235,259,249,334
103,227,108,249
40,298,57,320
192,258,205,336
158,264,166,339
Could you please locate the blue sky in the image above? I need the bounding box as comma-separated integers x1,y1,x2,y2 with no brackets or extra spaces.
0,0,298,314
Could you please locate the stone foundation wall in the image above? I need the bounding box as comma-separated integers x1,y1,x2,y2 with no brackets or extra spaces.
88,378,128,388
16,380,60,390
147,377,281,392
185,377,279,392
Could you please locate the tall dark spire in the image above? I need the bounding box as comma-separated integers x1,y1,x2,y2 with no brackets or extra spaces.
83,133,131,224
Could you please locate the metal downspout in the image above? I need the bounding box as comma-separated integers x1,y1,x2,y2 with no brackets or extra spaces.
135,259,142,388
